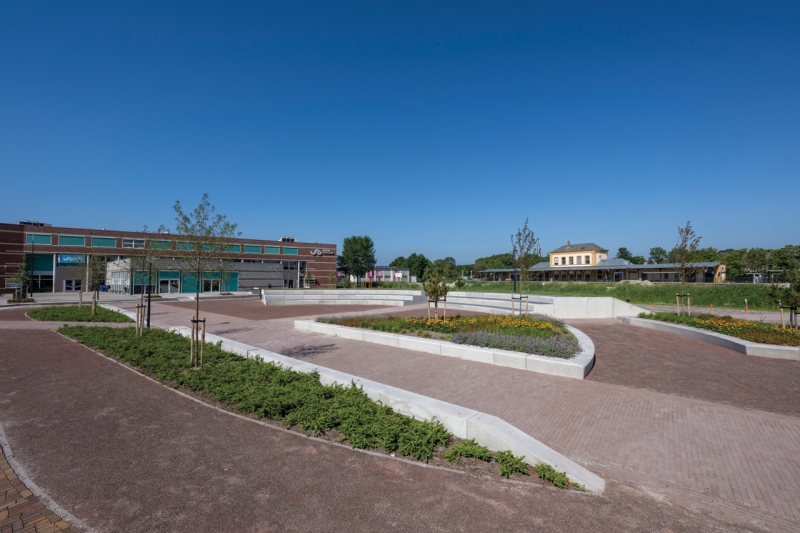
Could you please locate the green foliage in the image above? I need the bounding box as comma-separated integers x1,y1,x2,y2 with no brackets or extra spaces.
58,326,449,462
630,255,646,265
339,236,376,283
640,312,800,346
453,279,466,289
534,462,584,490
459,281,781,310
615,247,633,261
648,247,668,264
443,439,492,463
494,450,529,478
29,305,133,323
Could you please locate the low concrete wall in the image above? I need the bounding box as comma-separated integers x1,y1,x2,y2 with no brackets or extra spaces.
162,324,604,492
261,289,426,306
295,320,595,379
618,316,800,361
447,292,649,319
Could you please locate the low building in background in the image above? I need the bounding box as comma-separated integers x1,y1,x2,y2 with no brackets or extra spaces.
341,266,414,284
479,241,726,283
0,221,337,294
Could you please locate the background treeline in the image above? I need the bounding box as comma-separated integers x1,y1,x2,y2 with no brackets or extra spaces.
614,245,800,279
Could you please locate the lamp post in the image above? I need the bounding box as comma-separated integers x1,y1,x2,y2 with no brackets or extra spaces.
29,234,35,297
146,258,152,329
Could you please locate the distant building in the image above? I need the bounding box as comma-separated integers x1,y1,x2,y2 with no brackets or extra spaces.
479,241,726,283
342,266,414,284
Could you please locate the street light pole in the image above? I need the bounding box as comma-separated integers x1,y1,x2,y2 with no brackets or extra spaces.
146,258,152,329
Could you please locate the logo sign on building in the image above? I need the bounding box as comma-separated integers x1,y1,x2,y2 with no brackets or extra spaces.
310,249,335,256
57,254,86,266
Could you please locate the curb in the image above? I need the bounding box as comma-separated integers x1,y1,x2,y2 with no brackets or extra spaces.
99,304,604,492
618,316,800,361
294,320,595,379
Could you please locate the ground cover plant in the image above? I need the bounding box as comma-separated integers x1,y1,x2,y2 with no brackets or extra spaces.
319,314,580,358
29,305,133,323
55,325,584,486
640,312,800,346
459,281,780,310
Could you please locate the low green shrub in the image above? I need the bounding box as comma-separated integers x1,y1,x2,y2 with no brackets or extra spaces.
443,439,492,463
494,450,529,478
534,462,585,491
640,312,800,346
58,326,448,462
29,305,133,323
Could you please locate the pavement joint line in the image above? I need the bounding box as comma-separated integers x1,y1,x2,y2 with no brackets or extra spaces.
0,418,93,533
53,331,587,495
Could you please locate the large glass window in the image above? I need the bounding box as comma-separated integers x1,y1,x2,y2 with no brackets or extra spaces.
283,247,299,255
58,235,85,246
244,245,261,254
585,255,590,265
569,256,574,265
122,238,145,249
26,234,52,245
224,244,241,253
151,240,172,250
91,237,117,248
577,256,582,265
264,246,280,254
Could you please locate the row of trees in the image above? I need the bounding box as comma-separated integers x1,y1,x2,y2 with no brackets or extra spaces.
614,244,800,279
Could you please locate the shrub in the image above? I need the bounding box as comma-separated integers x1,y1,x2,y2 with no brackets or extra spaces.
29,305,133,323
443,439,491,463
451,331,580,358
641,312,800,346
534,462,585,491
494,450,529,478
58,326,448,462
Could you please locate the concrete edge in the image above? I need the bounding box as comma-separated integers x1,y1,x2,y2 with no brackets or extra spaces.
99,304,137,321
167,327,605,492
293,320,593,380
618,316,800,361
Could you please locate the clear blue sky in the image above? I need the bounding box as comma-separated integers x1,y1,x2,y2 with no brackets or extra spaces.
2,1,798,264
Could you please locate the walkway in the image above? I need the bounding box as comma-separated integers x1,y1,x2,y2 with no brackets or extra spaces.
0,316,754,533
124,299,800,532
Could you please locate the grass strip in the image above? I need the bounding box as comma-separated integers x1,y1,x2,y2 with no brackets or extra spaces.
29,305,133,323
460,281,780,310
639,312,800,346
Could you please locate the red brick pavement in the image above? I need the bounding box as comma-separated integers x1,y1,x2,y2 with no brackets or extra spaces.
0,446,79,533
113,300,800,532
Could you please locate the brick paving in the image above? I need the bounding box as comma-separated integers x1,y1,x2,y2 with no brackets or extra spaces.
0,446,79,533
0,327,761,533
108,299,800,532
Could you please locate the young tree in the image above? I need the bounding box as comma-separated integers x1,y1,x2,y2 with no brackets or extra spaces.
128,225,168,333
9,259,31,299
510,218,539,293
675,220,702,291
648,247,668,264
340,236,376,287
172,194,240,366
433,257,456,278
423,270,449,319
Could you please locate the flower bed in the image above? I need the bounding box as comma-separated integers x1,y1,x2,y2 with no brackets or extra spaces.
318,314,580,358
28,305,133,323
640,312,800,347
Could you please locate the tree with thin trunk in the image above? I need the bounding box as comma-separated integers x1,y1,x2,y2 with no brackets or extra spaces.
171,194,240,367
9,259,31,300
423,269,449,319
675,220,702,292
128,225,168,335
510,218,539,293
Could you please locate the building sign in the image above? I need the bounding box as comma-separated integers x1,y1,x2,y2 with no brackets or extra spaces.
310,249,335,256
57,254,86,266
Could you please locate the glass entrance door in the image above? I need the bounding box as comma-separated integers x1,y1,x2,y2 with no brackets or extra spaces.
64,279,82,292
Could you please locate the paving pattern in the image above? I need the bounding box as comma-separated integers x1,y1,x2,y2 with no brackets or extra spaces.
0,326,759,533
1,445,79,533
107,299,800,532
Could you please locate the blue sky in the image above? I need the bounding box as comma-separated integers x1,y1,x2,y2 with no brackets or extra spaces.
2,1,798,264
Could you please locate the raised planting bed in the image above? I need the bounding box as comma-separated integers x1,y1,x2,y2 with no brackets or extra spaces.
639,312,800,347
56,325,587,489
317,314,580,359
28,305,134,323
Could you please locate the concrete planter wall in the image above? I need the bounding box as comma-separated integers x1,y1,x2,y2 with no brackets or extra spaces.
619,316,800,361
295,320,595,379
